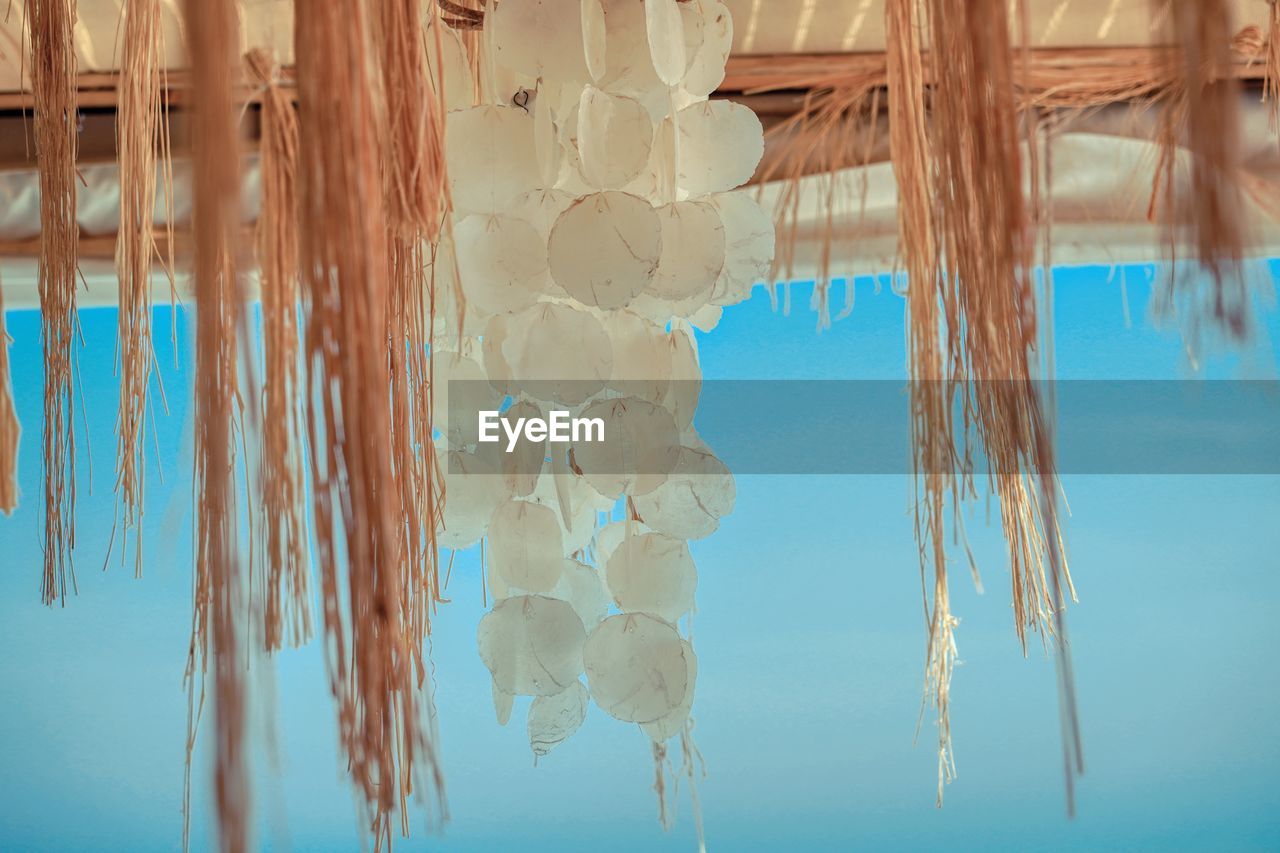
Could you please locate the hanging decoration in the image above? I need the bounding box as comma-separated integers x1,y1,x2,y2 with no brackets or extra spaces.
0,273,17,515
4,1,1280,849
114,0,170,575
441,0,767,834
28,0,79,606
184,0,249,851
294,0,444,844
247,48,312,652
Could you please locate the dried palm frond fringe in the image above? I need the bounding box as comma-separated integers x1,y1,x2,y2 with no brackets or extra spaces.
114,0,172,577
885,0,956,805
183,1,248,852
879,0,1078,808
29,0,79,606
752,23,1273,328
0,274,18,515
379,0,449,672
246,48,312,653
1150,0,1250,341
296,0,441,845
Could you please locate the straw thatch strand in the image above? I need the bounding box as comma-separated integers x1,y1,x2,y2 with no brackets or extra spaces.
886,0,958,805
183,0,249,851
29,0,79,606
296,0,441,844
246,48,312,652
114,0,169,577
0,276,18,515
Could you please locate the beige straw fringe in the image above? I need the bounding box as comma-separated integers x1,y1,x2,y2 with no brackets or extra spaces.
246,48,313,652
0,273,18,515
296,0,440,844
885,0,958,805
114,0,166,577
1156,0,1249,339
29,0,79,606
184,0,249,851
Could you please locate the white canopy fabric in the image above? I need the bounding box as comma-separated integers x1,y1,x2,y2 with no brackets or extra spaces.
3,98,1277,310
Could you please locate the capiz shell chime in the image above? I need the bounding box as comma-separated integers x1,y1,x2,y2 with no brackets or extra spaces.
442,0,770,830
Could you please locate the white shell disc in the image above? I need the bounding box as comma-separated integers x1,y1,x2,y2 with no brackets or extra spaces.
576,87,654,190
604,531,697,624
572,396,681,499
650,201,726,302
528,681,590,757
708,190,775,305
583,612,689,723
454,214,550,315
682,0,732,98
668,100,764,195
446,105,541,215
548,192,661,310
478,595,587,697
489,0,591,85
632,445,735,540
640,640,697,742
489,500,566,593
502,302,615,406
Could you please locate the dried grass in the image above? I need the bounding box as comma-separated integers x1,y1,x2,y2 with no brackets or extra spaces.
885,0,956,804
114,0,170,576
1151,1,1250,340
184,0,248,850
295,0,442,844
29,0,79,606
246,48,312,652
0,272,18,515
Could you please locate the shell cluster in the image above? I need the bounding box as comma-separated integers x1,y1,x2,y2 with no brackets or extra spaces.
431,0,774,760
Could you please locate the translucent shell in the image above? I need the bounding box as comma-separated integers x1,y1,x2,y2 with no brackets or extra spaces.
604,531,697,624
501,399,548,498
502,302,614,406
431,349,500,449
600,0,665,110
662,326,702,431
481,313,517,399
603,309,673,404
551,558,611,631
581,0,608,82
489,0,591,85
640,640,697,742
446,105,541,215
645,0,687,86
632,445,735,540
438,446,513,550
572,396,681,498
548,192,661,310
595,519,652,568
670,101,764,195
492,681,515,726
584,613,690,723
528,681,590,757
489,500,566,593
426,19,474,111
682,0,732,99
478,595,587,697
576,87,654,190
709,191,775,306
454,214,550,315
650,201,726,302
